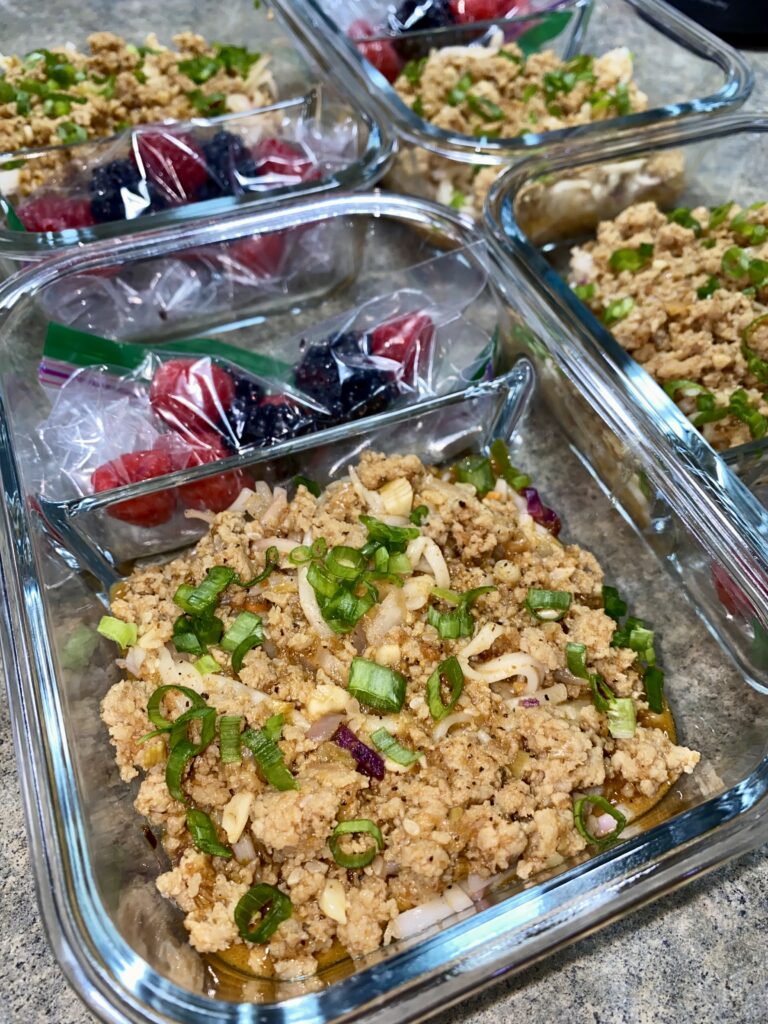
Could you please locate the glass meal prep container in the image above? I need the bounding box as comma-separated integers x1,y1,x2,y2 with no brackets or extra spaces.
268,0,752,220
1,192,768,1024
0,0,393,278
484,111,768,494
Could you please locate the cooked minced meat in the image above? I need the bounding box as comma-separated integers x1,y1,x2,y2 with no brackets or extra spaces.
569,199,768,450
101,450,698,980
391,39,647,218
0,32,275,193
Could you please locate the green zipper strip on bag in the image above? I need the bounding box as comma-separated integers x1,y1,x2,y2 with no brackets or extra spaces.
0,195,25,233
44,321,294,382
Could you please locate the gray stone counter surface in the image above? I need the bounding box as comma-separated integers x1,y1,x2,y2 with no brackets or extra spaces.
1,31,768,1024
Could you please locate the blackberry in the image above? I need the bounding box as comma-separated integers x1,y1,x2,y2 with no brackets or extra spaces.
224,375,266,445
89,158,149,223
199,130,259,200
294,330,397,424
236,398,314,448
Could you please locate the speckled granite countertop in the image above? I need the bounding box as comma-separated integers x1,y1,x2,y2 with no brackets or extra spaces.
1,25,768,1024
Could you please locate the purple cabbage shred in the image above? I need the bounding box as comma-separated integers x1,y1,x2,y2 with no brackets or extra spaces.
522,487,561,537
333,723,385,780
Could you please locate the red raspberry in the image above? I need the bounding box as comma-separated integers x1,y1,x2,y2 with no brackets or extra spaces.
348,19,403,84
134,130,208,203
156,432,246,512
149,358,236,434
92,450,176,527
228,232,286,278
712,564,754,619
449,0,520,22
253,138,320,183
370,312,435,383
17,195,95,232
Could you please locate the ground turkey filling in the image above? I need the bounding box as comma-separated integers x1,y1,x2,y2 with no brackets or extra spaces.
101,451,699,980
391,39,647,218
569,200,768,450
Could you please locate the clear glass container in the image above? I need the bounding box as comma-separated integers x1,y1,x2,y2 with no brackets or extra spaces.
0,0,393,274
269,0,753,217
484,111,768,486
1,192,768,1023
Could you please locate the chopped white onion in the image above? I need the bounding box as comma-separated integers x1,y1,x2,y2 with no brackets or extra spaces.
406,537,450,589
124,645,146,676
297,565,333,638
306,713,346,742
365,588,406,645
348,466,384,512
458,624,543,692
390,886,474,940
261,487,288,529
229,487,256,512
183,508,216,524
251,536,297,554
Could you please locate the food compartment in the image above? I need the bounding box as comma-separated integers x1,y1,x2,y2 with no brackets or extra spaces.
0,1,392,269
270,0,752,220
485,114,768,476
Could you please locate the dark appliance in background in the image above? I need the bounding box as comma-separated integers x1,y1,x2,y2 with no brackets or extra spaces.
667,0,768,46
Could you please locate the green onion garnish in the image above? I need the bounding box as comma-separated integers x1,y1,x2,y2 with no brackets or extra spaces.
166,707,216,804
186,808,232,858
707,201,732,230
573,282,596,301
178,54,221,83
262,713,284,742
348,657,406,714
602,585,627,621
293,475,321,497
606,697,636,740
453,453,495,497
288,544,312,565
328,819,384,868
696,276,720,300
663,379,712,400
56,121,88,145
490,438,530,491
242,726,297,791
522,82,538,101
425,655,464,721
427,585,495,641
410,505,429,525
729,389,767,439
603,297,635,326
742,314,768,387
524,588,571,621
643,666,665,714
665,208,701,235
447,72,473,106
609,243,653,273
97,615,137,649
327,545,367,581
722,245,750,279
370,728,421,766
749,257,768,287
359,515,420,553
466,94,503,122
221,612,263,653
403,56,427,85
566,642,635,738
573,794,626,847
146,684,207,732
235,546,280,588
234,883,292,943
174,567,236,616
219,715,243,764
194,653,220,675
449,189,465,210
232,631,265,676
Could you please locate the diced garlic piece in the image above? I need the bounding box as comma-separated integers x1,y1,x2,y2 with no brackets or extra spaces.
307,683,353,719
222,792,252,845
374,643,401,666
378,477,413,517
319,879,347,924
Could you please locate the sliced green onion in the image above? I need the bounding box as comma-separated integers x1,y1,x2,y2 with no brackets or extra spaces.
665,208,701,235
410,505,429,525
742,314,768,387
609,243,653,273
663,379,712,400
566,642,589,679
288,544,312,565
166,707,216,804
696,275,720,300
499,48,523,64
524,588,571,621
232,632,265,676
146,684,207,732
729,388,767,439
749,257,768,287
234,883,292,943
235,547,280,588
174,567,236,616
573,794,626,847
628,624,655,661
219,715,243,764
370,728,421,766
307,561,339,599
402,56,427,85
602,585,627,621
426,603,473,640
606,697,636,740
311,537,328,558
347,657,406,714
186,808,232,858
97,615,137,649
603,297,635,326
707,201,732,230
431,586,461,606
221,612,263,652
242,727,298,791
722,245,750,279
453,454,495,497
359,515,420,553
262,713,284,742
466,93,503,121
522,82,538,101
588,673,616,715
195,654,220,675
426,655,464,721
573,282,596,301
449,189,465,210
327,545,367,581
328,819,384,868
387,552,412,575
447,72,473,106
293,474,321,497
643,666,665,714
489,438,531,491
